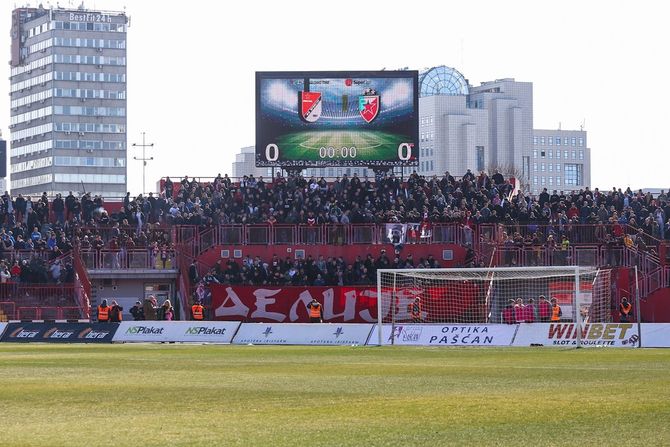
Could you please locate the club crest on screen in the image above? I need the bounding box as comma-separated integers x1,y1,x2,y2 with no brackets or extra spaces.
299,91,322,123
358,89,379,123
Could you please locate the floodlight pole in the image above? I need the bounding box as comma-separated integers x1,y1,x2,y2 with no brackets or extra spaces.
132,132,154,195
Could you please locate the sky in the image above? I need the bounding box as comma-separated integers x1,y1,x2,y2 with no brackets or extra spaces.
1,0,669,195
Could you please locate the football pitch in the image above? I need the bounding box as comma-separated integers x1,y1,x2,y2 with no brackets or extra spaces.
277,130,408,162
1,345,669,446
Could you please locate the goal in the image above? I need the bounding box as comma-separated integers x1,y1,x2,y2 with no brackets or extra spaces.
376,266,613,346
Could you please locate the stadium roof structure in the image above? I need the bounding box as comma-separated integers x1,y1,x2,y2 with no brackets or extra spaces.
419,66,469,97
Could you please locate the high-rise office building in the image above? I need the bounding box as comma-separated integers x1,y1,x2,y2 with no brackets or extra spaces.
9,5,128,196
531,129,590,193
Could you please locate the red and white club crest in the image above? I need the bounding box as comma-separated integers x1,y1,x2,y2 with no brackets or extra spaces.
359,95,380,123
299,91,322,123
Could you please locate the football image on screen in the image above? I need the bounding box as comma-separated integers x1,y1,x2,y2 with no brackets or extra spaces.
256,71,419,167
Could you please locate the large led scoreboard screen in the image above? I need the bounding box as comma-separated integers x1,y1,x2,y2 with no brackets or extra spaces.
255,71,419,167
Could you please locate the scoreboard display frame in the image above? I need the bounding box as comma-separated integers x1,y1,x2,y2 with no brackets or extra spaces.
255,70,419,168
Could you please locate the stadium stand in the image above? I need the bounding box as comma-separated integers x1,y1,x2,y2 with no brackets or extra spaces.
0,172,668,321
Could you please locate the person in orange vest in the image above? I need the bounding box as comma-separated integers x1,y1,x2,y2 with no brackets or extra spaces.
109,300,123,322
407,296,422,323
550,298,562,322
97,299,111,323
306,298,323,323
191,299,205,321
619,297,633,323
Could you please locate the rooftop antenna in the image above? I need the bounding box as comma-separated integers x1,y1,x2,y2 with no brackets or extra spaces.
579,119,586,131
558,122,561,130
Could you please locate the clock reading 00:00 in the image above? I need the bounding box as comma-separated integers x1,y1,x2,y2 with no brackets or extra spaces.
264,143,413,162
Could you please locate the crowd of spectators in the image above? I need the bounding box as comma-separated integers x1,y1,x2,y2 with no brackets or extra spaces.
158,171,668,240
190,249,443,288
0,170,667,285
161,170,517,227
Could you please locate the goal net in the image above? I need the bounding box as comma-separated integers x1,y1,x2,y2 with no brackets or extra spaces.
376,266,613,345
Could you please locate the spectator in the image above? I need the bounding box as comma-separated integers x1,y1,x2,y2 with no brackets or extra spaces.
109,300,123,322
158,299,174,321
130,300,144,320
143,296,158,321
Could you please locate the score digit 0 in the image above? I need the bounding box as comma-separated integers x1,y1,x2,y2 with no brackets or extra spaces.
398,143,412,161
265,143,279,162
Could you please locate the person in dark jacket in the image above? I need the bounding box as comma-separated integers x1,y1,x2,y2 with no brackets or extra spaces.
109,300,123,322
129,300,144,320
143,295,158,321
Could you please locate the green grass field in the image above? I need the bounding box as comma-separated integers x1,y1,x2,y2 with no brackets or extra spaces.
1,345,669,446
277,130,408,161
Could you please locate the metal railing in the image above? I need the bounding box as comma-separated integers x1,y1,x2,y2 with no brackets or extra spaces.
495,245,627,268
79,249,176,270
172,222,476,252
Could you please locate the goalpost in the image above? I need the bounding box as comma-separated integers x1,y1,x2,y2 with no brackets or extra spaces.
376,266,613,347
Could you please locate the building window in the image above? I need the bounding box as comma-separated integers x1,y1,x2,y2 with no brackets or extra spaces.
556,163,561,172
579,150,584,160
564,150,569,159
564,164,583,186
533,176,538,185
549,177,553,186
541,137,545,145
533,150,538,158
541,151,546,157
476,146,485,172
548,164,553,172
534,163,538,172
564,137,569,146
556,177,561,186
548,137,553,146
541,177,546,185
548,149,552,159
571,137,576,146
555,137,560,146
572,150,577,159
534,136,538,145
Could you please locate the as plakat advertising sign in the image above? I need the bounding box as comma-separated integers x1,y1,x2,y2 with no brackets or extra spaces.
379,324,517,346
0,323,117,343
113,321,240,343
232,323,374,345
513,323,639,347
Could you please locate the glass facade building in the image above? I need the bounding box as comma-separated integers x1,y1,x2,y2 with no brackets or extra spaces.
9,6,128,196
